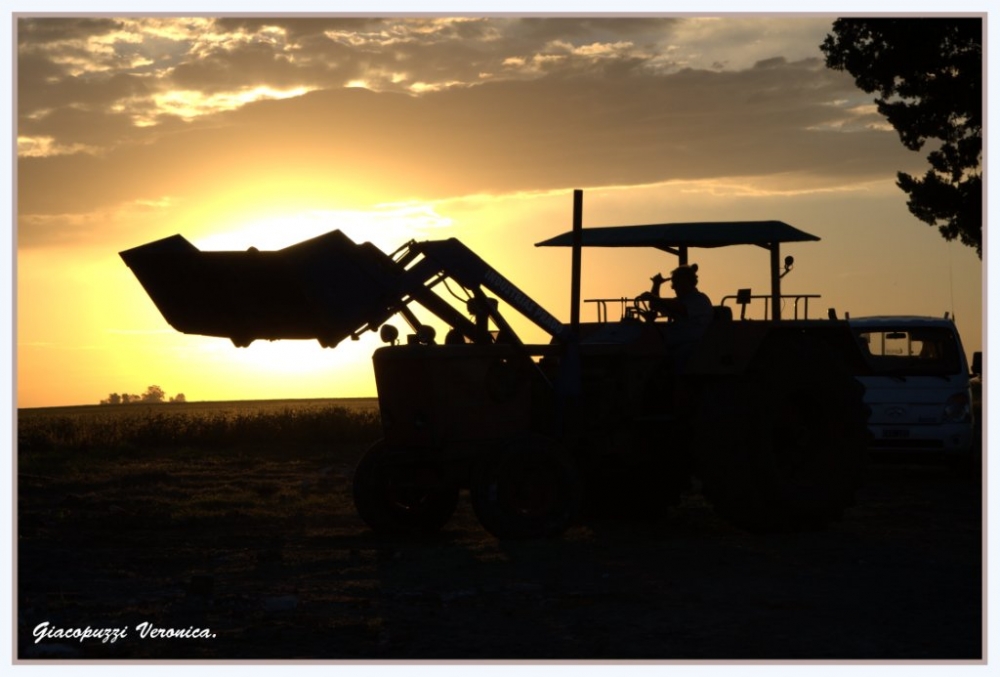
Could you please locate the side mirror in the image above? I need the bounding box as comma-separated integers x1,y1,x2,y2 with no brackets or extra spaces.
779,255,794,279
971,351,982,376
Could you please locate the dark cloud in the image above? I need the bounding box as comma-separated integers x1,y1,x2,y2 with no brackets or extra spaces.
212,16,388,39
18,16,922,250
17,57,915,224
514,17,679,42
168,40,315,93
17,17,125,46
17,16,690,156
22,106,137,151
18,70,153,157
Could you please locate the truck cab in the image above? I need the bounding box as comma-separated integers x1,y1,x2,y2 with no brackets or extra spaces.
849,316,976,458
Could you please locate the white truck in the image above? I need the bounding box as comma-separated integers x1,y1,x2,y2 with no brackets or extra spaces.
848,315,979,460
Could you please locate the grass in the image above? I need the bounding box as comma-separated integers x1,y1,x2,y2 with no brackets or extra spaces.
15,402,385,559
16,400,392,659
17,398,382,459
16,400,386,516
15,399,984,659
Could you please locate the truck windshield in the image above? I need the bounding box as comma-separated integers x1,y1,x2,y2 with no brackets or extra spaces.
853,327,962,377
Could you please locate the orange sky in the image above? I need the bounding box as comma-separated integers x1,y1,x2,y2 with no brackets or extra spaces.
13,15,985,408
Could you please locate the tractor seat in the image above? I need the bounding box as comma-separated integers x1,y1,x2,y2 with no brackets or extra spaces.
713,305,733,323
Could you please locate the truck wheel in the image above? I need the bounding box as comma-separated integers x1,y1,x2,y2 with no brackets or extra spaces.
470,436,582,540
696,334,868,532
352,440,459,535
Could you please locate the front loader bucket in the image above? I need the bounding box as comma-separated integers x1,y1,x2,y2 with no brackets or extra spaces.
120,230,403,348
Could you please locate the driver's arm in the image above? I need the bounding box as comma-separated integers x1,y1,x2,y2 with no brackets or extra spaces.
639,293,685,319
654,297,686,319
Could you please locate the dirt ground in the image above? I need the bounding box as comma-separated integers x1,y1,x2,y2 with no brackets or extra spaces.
16,444,983,662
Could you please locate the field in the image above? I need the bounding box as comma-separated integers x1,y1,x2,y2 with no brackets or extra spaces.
16,399,983,662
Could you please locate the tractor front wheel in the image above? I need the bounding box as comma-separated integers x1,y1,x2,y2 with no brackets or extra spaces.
470,436,582,540
352,440,459,535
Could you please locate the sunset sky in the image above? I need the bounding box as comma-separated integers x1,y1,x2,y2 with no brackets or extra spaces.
13,14,986,408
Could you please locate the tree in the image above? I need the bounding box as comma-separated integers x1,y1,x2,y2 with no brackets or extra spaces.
821,18,982,257
141,385,166,403
100,388,187,404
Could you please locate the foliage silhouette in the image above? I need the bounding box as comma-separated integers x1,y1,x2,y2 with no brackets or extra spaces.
20,403,381,453
101,385,180,405
821,18,982,257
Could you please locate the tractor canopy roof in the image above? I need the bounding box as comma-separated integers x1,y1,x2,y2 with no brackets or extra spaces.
536,219,822,321
535,220,819,252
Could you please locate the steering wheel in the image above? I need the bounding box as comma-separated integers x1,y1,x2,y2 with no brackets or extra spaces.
632,294,658,323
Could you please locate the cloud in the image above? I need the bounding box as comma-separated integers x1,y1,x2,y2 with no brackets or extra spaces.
17,16,922,248
662,16,840,71
18,57,913,209
17,196,180,249
17,17,125,48
13,16,755,147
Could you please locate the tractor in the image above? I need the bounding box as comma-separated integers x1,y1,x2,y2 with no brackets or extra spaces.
120,190,869,539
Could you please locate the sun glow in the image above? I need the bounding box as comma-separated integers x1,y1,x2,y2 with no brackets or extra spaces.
192,204,454,253
119,203,459,398
191,334,382,399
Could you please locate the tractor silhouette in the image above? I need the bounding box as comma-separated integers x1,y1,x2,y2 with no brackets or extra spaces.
121,191,868,539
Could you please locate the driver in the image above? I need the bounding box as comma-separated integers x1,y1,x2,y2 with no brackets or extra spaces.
639,264,714,347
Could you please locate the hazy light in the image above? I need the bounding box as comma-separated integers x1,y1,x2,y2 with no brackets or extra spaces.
194,204,454,254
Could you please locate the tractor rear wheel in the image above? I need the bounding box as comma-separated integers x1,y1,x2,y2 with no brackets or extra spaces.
352,440,459,535
695,333,868,532
470,435,582,540
579,431,691,521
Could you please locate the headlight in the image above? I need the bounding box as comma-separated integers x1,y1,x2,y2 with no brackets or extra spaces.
943,392,971,423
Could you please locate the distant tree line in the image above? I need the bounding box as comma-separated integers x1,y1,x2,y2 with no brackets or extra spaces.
100,385,187,405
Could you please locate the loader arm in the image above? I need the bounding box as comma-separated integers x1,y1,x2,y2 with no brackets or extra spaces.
120,229,570,349
408,238,572,344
